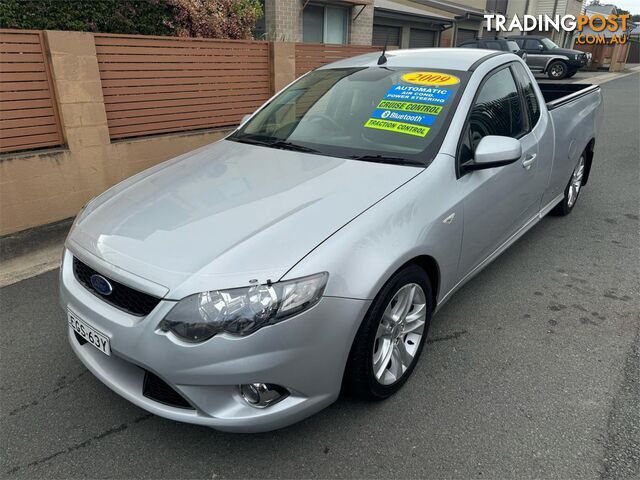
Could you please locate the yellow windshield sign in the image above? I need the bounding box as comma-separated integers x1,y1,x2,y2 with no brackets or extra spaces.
401,71,460,86
364,119,430,137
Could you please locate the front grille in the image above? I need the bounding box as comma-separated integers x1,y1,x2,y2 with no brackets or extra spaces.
72,257,161,316
143,371,193,410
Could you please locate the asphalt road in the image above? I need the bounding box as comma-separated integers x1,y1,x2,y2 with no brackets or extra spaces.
2,73,639,480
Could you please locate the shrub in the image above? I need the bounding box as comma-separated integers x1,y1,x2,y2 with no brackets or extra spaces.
168,0,262,39
0,0,263,39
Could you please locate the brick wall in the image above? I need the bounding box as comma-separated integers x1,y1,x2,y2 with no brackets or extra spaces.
266,0,374,45
265,0,303,41
350,5,374,45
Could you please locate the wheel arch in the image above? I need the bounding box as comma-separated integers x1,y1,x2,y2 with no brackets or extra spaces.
341,253,441,395
395,255,441,311
543,55,570,73
582,138,595,186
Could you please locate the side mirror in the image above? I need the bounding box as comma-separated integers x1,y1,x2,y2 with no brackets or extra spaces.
461,135,522,174
537,44,544,51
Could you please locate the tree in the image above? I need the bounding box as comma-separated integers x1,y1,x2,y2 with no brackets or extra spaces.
167,0,263,39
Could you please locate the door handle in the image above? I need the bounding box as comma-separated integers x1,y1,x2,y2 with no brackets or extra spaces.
522,154,537,170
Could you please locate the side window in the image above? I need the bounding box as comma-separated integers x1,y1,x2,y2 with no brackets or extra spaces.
484,41,503,50
507,41,520,52
461,42,476,48
512,63,541,129
524,39,541,51
469,67,524,148
459,67,525,164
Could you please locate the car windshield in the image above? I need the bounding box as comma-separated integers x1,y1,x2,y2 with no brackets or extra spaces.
507,41,520,52
541,38,559,49
228,67,469,165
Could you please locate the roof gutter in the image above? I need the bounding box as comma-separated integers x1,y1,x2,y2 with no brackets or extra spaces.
454,11,485,21
375,8,453,27
411,0,483,18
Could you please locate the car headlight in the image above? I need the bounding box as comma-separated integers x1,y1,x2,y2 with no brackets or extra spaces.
159,272,328,342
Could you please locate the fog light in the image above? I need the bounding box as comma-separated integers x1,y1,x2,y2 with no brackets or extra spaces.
239,383,288,408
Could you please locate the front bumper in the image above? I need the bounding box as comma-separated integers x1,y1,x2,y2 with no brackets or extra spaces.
569,56,589,68
60,249,370,432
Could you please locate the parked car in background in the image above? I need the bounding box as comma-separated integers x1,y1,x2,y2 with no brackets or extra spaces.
458,37,527,61
508,35,590,79
61,49,602,432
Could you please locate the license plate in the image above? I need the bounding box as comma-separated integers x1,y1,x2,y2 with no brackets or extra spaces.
68,309,111,356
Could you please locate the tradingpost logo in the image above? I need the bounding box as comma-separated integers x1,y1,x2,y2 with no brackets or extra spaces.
484,13,631,45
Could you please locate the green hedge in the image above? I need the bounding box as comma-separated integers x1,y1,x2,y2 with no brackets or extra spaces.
0,0,175,36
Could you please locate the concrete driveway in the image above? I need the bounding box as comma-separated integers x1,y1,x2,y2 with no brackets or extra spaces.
1,73,638,480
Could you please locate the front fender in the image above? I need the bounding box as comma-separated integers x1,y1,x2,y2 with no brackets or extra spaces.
543,54,571,72
281,154,463,305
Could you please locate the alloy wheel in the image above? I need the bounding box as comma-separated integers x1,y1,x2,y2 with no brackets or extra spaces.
567,156,585,207
372,283,427,385
550,63,566,78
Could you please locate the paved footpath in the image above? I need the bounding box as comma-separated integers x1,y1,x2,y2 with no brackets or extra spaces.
1,73,638,479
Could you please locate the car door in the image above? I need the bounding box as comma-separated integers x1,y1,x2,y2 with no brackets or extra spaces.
523,39,547,71
456,64,539,278
511,62,550,210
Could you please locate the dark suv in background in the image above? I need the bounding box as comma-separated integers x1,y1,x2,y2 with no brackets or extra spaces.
508,36,590,79
458,37,527,60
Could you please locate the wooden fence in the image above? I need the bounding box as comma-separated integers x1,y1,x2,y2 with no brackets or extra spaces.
0,29,383,151
575,41,631,72
94,34,271,140
295,43,379,77
0,30,63,154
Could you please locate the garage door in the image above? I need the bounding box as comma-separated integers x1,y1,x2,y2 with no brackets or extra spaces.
456,28,477,46
373,25,401,47
409,28,436,48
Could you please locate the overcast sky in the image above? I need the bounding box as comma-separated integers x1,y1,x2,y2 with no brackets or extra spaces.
591,0,640,15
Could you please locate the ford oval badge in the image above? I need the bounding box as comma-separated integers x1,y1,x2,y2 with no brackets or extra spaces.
90,274,113,296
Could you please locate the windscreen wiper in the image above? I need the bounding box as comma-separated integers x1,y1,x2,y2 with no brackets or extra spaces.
267,140,321,154
348,154,424,167
231,135,321,154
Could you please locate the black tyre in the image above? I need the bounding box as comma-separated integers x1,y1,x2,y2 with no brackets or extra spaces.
551,154,586,216
547,61,568,80
345,264,433,399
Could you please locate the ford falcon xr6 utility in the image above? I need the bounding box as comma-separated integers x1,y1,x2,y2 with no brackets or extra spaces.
61,48,602,432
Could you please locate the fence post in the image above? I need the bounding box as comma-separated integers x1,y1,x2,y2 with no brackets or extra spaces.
270,42,296,95
44,31,115,188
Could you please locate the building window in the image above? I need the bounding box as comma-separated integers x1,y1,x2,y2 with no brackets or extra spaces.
485,0,508,14
303,4,350,44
